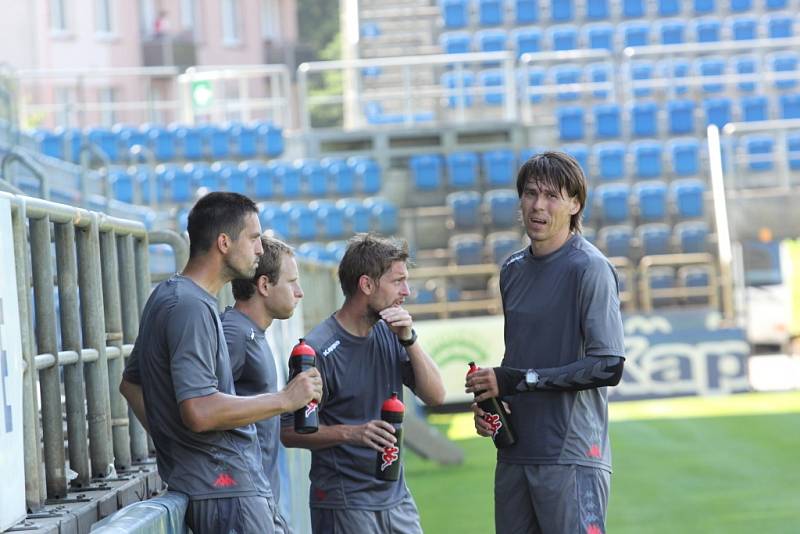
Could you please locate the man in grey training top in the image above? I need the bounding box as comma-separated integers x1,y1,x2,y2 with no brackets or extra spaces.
281,233,446,534
465,152,626,534
119,192,322,533
221,236,304,533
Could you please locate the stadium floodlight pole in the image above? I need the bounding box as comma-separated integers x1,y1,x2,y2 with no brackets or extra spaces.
707,125,735,321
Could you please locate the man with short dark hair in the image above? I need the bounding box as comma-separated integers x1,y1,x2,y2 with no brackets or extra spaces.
465,152,626,534
119,192,322,533
281,233,446,534
222,236,304,533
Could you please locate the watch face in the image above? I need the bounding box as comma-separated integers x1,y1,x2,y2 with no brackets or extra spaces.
526,370,538,385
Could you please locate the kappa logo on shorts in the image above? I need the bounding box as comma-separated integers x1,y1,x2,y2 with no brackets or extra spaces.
380,445,399,471
484,413,503,438
305,400,318,417
587,444,602,458
322,339,340,357
213,473,237,488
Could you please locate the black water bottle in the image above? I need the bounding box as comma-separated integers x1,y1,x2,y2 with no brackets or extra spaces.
375,392,404,481
289,338,319,434
467,362,516,449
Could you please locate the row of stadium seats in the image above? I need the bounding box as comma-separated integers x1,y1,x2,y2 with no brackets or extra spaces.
448,189,519,229
440,0,794,29
109,157,382,204
591,220,712,258
33,122,284,164
409,150,519,190
440,13,797,55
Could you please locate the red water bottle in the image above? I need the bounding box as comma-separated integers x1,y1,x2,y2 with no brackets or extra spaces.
375,392,404,481
467,362,516,449
289,338,319,434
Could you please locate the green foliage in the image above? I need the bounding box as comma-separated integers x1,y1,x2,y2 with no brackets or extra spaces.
297,0,339,60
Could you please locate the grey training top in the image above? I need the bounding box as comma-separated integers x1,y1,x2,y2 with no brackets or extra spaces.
123,275,269,500
287,315,416,510
498,235,625,472
221,306,281,503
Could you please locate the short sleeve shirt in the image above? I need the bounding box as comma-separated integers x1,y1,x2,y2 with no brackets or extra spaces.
498,235,625,472
123,275,269,499
289,315,416,510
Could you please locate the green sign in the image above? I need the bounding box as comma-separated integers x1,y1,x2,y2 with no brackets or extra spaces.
191,80,213,109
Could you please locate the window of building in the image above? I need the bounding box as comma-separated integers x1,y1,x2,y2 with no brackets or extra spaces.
49,0,68,32
180,0,195,31
95,0,114,34
221,0,241,45
261,0,281,41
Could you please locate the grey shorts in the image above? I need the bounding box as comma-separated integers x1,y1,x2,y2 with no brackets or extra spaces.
310,494,423,534
186,495,276,534
274,508,292,534
494,462,610,534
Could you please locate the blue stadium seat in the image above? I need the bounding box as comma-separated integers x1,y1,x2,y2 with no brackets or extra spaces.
147,126,176,162
552,65,582,101
693,18,721,42
633,140,663,179
487,232,522,264
730,16,757,41
231,123,258,158
478,69,506,105
109,168,133,203
297,160,327,197
338,198,372,233
138,167,167,204
622,0,645,18
322,158,356,196
669,138,701,176
630,61,654,97
172,125,204,160
733,55,757,92
450,234,485,265
483,150,516,187
658,0,681,16
519,67,546,103
285,202,317,241
586,0,609,20
448,191,482,230
475,29,508,57
35,129,64,159
515,0,538,23
519,147,544,163
512,28,542,57
187,162,220,191
484,189,518,228
447,151,479,188
583,189,593,224
729,0,752,12
596,183,630,223
585,23,614,51
779,93,800,119
587,63,612,99
256,122,284,157
658,19,686,45
671,178,705,218
662,59,691,96
769,51,798,90
595,142,626,181
441,71,476,108
638,223,672,255
207,125,231,159
271,161,302,197
766,0,788,8
86,127,120,163
312,200,347,240
594,104,621,139
440,32,471,54
441,0,469,28
741,95,769,122
557,107,585,141
631,101,658,138
115,124,149,156
549,25,578,51
242,161,272,200
348,157,381,194
297,242,332,263
647,266,677,306
478,0,504,26
696,57,726,93
410,154,443,190
675,221,709,253
62,128,82,163
703,97,733,128
564,144,590,174
258,203,290,238
788,132,800,170
360,22,380,39
693,0,715,14
744,134,775,171
679,265,712,304
365,197,398,234
634,181,668,221
550,0,574,22
765,13,793,39
622,21,650,48
667,100,696,135
222,161,249,194
599,225,633,258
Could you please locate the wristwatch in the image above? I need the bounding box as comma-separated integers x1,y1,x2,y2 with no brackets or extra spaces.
525,369,540,390
398,328,417,347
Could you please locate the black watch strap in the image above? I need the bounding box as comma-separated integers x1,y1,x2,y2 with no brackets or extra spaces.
399,328,417,347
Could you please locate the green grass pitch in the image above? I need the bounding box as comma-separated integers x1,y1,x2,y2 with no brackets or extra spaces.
404,392,800,534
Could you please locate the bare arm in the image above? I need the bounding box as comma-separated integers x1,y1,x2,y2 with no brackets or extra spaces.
119,378,150,433
280,419,396,452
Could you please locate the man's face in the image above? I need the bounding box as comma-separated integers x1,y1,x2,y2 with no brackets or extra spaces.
367,261,410,318
519,178,579,255
225,212,264,280
264,254,303,320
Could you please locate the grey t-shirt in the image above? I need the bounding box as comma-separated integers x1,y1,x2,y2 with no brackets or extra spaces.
123,275,269,500
221,306,281,503
498,235,625,472
288,315,416,510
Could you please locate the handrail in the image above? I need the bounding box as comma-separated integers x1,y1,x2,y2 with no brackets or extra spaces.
1,147,49,199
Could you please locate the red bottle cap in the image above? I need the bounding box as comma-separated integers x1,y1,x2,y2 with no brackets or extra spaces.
466,361,479,376
290,338,316,358
381,392,404,413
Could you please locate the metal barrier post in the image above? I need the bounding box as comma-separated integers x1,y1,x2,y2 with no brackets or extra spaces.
29,216,68,498
76,213,114,478
54,221,92,488
133,236,156,456
99,227,132,470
